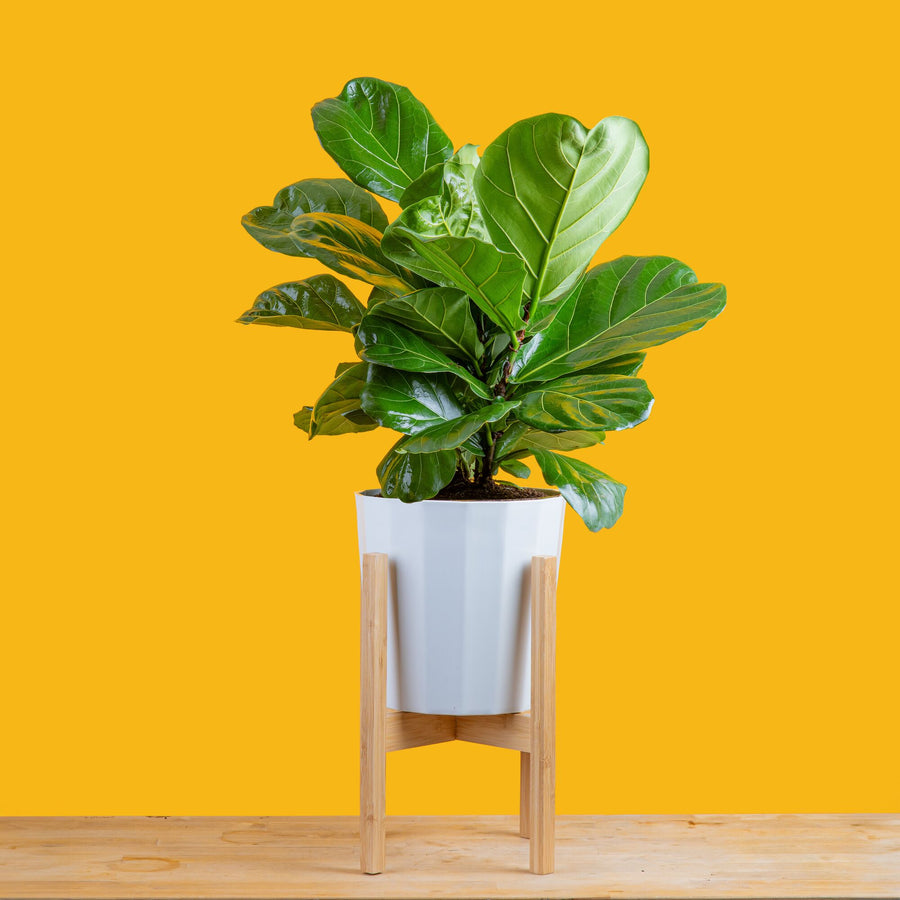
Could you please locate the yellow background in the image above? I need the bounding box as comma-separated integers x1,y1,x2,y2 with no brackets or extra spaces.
2,1,897,814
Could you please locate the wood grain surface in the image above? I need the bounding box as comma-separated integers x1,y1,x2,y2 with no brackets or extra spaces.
1,815,897,898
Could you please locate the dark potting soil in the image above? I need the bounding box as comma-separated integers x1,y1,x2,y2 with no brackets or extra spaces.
431,479,556,501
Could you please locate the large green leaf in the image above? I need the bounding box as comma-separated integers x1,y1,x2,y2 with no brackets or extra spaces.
518,429,604,452
287,212,420,296
311,77,453,203
398,165,443,209
242,178,387,254
310,363,378,437
356,315,492,399
399,144,480,208
360,368,465,434
376,437,457,502
574,352,646,378
399,401,519,454
515,374,653,432
512,256,726,383
493,421,602,459
236,275,365,332
387,150,487,244
381,228,526,340
531,449,625,531
474,114,648,320
372,287,484,365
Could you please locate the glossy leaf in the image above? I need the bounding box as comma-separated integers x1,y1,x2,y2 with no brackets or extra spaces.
236,275,365,332
475,114,648,317
360,368,465,435
494,421,603,459
399,144,478,206
389,150,487,244
518,429,604,452
490,420,529,459
311,77,453,203
376,437,457,502
512,256,726,383
372,287,484,364
288,212,419,296
499,458,530,478
367,285,395,306
531,449,625,531
334,361,357,376
515,374,653,432
381,228,526,339
399,164,443,208
310,363,378,437
242,178,387,255
574,352,646,378
356,315,492,399
399,401,519,454
293,406,313,434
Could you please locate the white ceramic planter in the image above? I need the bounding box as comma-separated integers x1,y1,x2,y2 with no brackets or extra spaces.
355,490,565,715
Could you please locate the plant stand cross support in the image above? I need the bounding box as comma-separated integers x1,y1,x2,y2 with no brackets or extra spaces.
360,552,557,876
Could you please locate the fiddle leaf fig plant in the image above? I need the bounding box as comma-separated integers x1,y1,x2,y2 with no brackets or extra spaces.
239,76,726,531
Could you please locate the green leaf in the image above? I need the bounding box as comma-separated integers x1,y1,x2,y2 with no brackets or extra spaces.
310,363,378,437
515,374,653,432
293,406,313,434
377,437,457,502
236,275,365,332
499,458,531,479
512,256,726,383
531,449,625,531
398,401,519,454
381,228,526,339
399,144,477,205
334,361,357,376
242,178,387,254
343,408,375,426
371,287,484,364
311,77,453,203
573,352,646,378
288,212,420,296
367,285,395,306
518,429,604,452
360,368,465,434
356,315,492,399
399,164,443,208
388,149,487,244
494,421,603,459
491,420,529,459
474,114,648,319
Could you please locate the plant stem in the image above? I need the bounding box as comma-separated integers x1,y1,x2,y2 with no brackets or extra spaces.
494,302,531,400
478,303,531,485
480,427,496,486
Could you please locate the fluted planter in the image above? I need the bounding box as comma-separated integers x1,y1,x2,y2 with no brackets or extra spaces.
355,490,565,715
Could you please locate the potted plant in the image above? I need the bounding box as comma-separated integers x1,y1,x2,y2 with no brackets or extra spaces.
239,77,726,716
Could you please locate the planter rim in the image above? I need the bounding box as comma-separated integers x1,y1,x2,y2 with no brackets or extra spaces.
356,488,562,504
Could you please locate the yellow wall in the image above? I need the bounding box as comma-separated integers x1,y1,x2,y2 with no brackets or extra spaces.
2,1,897,814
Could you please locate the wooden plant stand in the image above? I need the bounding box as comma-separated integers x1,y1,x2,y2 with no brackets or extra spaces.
360,552,557,876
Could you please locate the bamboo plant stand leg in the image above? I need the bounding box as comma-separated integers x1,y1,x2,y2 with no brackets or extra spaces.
360,553,557,876
359,553,388,875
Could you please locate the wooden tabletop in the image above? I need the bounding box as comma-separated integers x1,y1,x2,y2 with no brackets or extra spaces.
1,814,897,898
